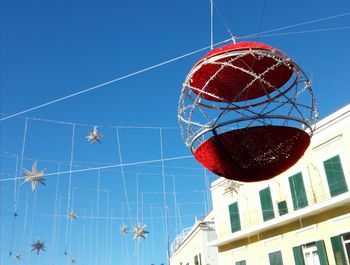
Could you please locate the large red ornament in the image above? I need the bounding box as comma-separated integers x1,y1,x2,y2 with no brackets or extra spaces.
178,41,317,182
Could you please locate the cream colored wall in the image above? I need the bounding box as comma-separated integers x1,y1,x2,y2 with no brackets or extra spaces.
210,105,350,264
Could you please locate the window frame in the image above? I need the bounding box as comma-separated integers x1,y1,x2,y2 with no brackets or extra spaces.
331,235,348,265
277,200,288,216
293,240,329,265
341,232,350,264
302,242,321,265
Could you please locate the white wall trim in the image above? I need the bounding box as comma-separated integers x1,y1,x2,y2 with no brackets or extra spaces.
312,134,342,151
231,246,246,254
332,212,350,223
263,235,282,245
298,238,318,246
267,248,283,254
295,224,317,235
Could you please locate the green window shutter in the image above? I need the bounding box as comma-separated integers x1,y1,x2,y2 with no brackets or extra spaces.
289,173,308,210
229,202,241,232
324,155,348,197
316,240,329,265
277,200,288,216
260,187,275,221
194,255,199,265
268,250,283,265
235,260,246,265
293,246,306,265
330,235,347,265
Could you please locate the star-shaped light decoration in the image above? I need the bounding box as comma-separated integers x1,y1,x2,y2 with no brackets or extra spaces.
15,253,21,260
70,258,77,264
223,180,242,195
119,224,129,234
132,224,149,240
68,210,78,220
85,126,102,144
22,162,46,191
31,240,45,255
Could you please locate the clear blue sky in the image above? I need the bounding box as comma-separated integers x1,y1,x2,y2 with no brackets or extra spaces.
1,0,350,265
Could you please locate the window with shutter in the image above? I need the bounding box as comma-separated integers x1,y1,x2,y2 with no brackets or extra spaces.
323,155,348,197
229,202,241,233
260,187,275,221
303,242,330,265
331,235,347,265
316,240,329,265
194,255,199,265
268,250,284,265
293,246,306,265
277,200,288,216
289,173,308,210
292,241,330,265
342,233,350,264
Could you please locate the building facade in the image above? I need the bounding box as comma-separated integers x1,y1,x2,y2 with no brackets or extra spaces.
170,213,219,265
208,103,350,265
